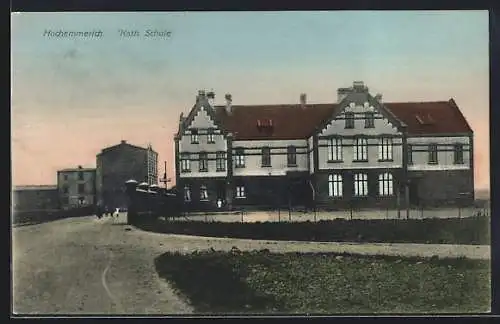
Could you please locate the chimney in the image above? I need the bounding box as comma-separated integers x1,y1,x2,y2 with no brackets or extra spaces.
225,93,233,114
78,165,82,169
300,93,307,108
121,140,127,144
374,93,383,102
337,87,351,103
196,89,206,102
207,90,215,107
353,81,368,92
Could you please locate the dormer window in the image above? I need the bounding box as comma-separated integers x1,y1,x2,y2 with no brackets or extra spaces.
416,114,435,125
207,128,215,144
190,129,199,144
257,119,274,130
364,112,375,128
345,112,355,129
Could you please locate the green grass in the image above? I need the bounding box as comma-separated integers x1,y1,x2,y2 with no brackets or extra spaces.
155,250,491,314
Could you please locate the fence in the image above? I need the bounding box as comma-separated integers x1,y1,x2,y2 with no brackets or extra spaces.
166,205,491,223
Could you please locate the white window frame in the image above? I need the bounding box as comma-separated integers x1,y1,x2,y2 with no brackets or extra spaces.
364,112,375,128
353,138,368,161
200,185,208,201
287,146,297,166
207,129,215,144
184,186,191,202
234,148,245,168
328,174,343,197
428,143,438,164
190,130,199,144
378,137,393,161
235,185,246,198
261,147,271,167
199,152,208,172
180,153,191,172
327,138,343,162
354,173,368,197
216,152,226,171
378,172,394,196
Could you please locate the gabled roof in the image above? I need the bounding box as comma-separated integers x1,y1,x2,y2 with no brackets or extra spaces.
98,141,156,155
179,95,472,140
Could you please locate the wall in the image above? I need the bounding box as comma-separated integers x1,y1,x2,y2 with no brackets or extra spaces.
57,169,96,209
407,136,471,171
13,187,59,211
232,139,308,176
96,144,149,209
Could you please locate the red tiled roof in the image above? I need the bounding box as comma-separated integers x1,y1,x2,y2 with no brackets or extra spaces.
385,99,473,135
209,99,471,140
214,104,335,140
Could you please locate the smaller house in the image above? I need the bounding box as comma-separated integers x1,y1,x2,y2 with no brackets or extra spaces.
57,165,97,209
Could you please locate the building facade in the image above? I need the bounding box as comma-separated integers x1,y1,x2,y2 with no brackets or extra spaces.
12,185,60,211
175,82,474,211
96,140,158,209
57,166,96,209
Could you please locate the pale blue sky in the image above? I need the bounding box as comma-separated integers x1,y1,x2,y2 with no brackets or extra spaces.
11,11,490,188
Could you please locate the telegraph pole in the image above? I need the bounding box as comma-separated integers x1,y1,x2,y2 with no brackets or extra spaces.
159,160,171,189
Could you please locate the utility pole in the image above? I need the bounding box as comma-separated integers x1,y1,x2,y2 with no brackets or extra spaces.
159,160,171,189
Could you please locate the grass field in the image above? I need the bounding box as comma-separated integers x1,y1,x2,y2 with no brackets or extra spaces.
155,250,490,314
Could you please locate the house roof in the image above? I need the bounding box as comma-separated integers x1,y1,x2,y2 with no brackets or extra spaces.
384,99,473,135
13,185,58,191
208,99,472,140
213,104,334,140
98,141,157,155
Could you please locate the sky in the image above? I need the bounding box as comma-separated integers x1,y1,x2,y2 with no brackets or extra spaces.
11,11,490,190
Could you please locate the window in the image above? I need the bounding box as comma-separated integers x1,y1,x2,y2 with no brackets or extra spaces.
328,174,343,197
407,144,413,165
378,173,394,196
184,186,191,202
378,137,393,161
454,144,464,164
345,112,354,129
428,144,438,164
287,146,297,166
353,137,368,161
180,153,191,172
216,152,226,171
354,173,368,196
261,147,271,167
234,148,245,168
63,174,68,181
200,185,208,201
63,185,69,194
78,171,84,180
199,152,208,172
327,138,343,162
364,112,375,128
207,129,215,144
190,129,199,144
78,183,85,194
236,186,246,198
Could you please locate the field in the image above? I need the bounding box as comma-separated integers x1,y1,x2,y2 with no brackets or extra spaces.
155,250,491,314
